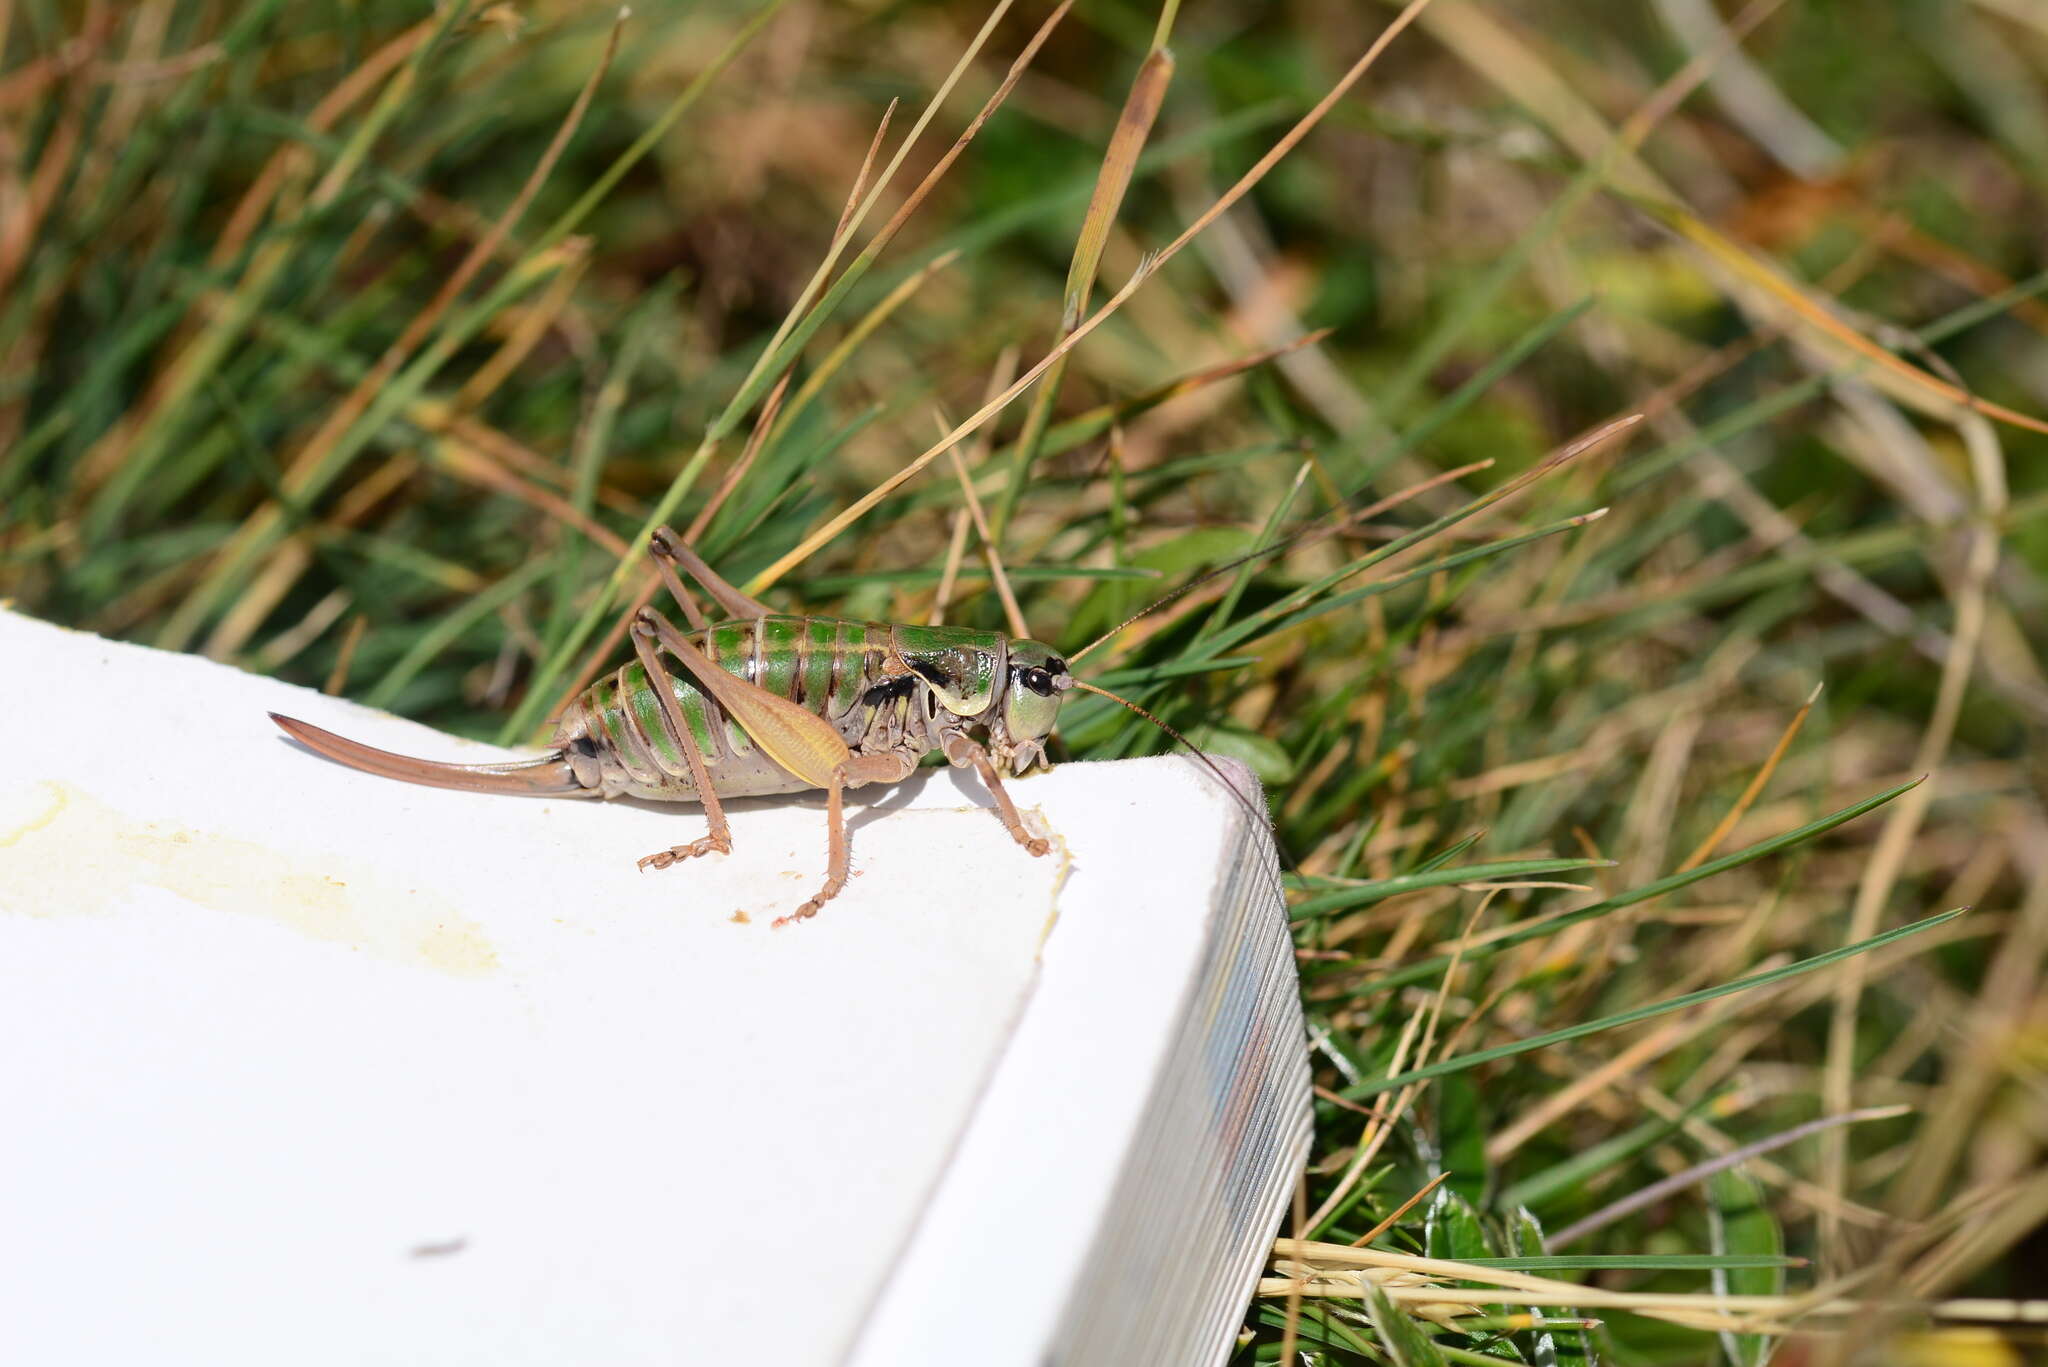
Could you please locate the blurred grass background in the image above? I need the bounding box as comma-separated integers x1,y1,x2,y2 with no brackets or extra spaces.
4,0,2047,1361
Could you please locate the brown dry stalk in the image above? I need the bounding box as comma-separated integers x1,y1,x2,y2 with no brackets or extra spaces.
709,0,1031,426
997,44,1176,537
214,21,436,269
1545,1105,1912,1251
451,237,594,409
1408,0,2048,438
1348,1172,1449,1249
1307,894,1497,1233
832,97,899,244
323,614,369,696
1075,456,1494,669
927,508,974,626
426,434,629,559
769,249,960,451
1821,412,2008,1261
0,23,88,296
1676,682,1823,872
681,102,900,544
936,347,1028,638
684,373,793,545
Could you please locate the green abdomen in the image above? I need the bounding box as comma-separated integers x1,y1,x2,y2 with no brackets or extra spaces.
563,616,901,801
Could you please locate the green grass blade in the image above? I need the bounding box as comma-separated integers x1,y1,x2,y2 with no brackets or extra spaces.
1346,908,1965,1099
1348,780,1921,993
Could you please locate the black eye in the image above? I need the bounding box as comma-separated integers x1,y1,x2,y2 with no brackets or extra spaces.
1047,657,1067,675
1021,667,1055,696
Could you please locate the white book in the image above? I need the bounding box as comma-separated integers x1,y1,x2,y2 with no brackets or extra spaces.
0,606,1309,1365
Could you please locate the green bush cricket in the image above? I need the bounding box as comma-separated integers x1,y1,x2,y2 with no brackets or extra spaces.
272,527,1150,928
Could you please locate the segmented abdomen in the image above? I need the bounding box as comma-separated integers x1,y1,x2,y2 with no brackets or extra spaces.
562,616,897,801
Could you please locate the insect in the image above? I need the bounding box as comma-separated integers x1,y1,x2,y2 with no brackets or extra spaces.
271,527,1099,927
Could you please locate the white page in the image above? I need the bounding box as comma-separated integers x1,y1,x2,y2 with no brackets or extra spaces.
0,610,1057,1365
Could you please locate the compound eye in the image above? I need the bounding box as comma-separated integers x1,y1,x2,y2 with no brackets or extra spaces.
1047,657,1068,675
1021,667,1055,697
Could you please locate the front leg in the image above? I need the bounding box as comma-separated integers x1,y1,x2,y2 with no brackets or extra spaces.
942,734,1050,857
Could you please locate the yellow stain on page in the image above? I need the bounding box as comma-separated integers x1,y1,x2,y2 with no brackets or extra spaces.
0,782,497,977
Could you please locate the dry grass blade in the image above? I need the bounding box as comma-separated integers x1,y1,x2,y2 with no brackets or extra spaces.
0,24,88,298
1485,999,1747,1163
685,97,896,543
711,0,1028,436
1349,1172,1450,1249
1545,1106,1913,1251
928,509,973,626
745,0,1446,596
950,440,1028,639
686,372,793,544
935,346,1029,638
74,10,456,509
1677,682,1823,873
1304,994,1432,1233
1645,201,2048,437
449,240,595,410
1057,48,1176,335
1402,0,2048,439
1262,1240,2018,1335
769,248,960,451
427,433,629,559
322,613,368,697
833,98,898,244
1067,453,1491,668
996,44,1177,536
853,0,1078,267
0,9,116,113
1822,412,2011,1263
209,20,434,270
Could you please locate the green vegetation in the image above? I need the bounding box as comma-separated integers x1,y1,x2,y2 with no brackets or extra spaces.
5,1,2046,1359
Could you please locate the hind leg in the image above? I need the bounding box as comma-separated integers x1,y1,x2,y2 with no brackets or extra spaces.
628,615,733,869
648,527,776,621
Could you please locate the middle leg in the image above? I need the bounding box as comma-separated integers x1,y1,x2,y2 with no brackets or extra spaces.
774,750,918,927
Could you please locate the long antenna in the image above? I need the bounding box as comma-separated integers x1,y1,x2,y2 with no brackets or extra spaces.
1071,680,1291,866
